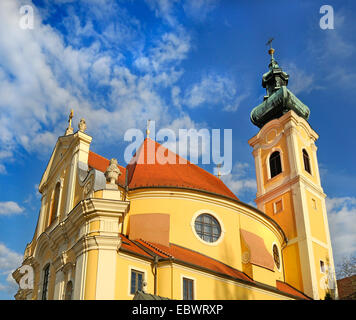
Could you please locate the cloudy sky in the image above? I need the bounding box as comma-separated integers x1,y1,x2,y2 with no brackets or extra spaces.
0,0,355,299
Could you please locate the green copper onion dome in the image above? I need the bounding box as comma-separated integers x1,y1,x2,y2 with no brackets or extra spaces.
250,47,310,128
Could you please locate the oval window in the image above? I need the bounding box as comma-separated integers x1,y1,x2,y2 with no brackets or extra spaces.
194,214,221,243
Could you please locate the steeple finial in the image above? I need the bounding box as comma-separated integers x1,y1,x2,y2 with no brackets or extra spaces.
216,163,222,179
65,109,74,135
266,37,274,57
146,119,151,138
266,37,279,70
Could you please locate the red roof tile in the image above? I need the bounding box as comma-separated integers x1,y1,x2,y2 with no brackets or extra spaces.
120,236,309,300
126,138,238,200
137,239,252,283
276,280,311,300
88,151,126,186
119,234,152,258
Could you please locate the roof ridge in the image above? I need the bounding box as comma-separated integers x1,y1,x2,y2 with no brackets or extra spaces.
138,239,174,258
168,242,254,281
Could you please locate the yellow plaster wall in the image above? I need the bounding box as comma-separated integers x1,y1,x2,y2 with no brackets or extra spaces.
169,264,288,300
295,130,319,186
283,242,303,292
305,190,327,243
264,190,298,239
84,249,98,300
126,191,284,282
126,193,243,271
157,264,173,299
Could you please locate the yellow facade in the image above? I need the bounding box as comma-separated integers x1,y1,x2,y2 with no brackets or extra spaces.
12,107,337,301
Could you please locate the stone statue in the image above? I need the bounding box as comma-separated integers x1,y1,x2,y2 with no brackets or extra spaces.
78,118,87,132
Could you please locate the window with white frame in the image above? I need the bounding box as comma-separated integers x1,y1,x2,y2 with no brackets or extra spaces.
130,269,144,295
183,277,194,300
194,213,221,243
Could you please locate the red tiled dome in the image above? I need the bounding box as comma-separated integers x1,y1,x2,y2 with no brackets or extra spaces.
126,138,238,200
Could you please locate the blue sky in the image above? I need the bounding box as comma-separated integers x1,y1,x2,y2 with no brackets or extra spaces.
0,0,355,299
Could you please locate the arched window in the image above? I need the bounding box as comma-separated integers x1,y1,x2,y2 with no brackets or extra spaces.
303,149,311,174
269,151,282,178
64,281,73,300
42,264,50,300
49,182,61,225
194,214,221,243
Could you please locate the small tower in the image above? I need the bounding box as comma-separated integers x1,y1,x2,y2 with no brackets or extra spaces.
248,44,337,300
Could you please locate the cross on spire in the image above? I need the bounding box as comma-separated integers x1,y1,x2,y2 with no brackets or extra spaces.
216,163,222,179
65,109,74,135
146,119,151,138
266,37,275,60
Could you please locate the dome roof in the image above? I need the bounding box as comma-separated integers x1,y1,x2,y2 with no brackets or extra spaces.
126,138,239,200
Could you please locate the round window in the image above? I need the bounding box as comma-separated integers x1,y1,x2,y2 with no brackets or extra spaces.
273,244,280,269
194,214,221,243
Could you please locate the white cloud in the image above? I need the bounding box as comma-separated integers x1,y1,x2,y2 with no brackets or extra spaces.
183,0,219,21
221,162,257,195
145,0,179,26
326,197,356,266
0,202,24,216
0,0,192,171
282,62,321,95
145,0,219,25
184,73,243,110
0,243,22,297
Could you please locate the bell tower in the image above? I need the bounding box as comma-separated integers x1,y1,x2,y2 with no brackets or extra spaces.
248,45,337,300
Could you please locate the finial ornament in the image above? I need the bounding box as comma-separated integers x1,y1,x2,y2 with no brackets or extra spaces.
216,163,222,179
266,37,278,68
65,109,74,135
105,158,121,189
146,119,151,138
266,37,274,54
78,118,87,132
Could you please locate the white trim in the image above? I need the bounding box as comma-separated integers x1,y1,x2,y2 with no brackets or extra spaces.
190,209,226,246
119,253,152,265
273,199,283,215
181,274,196,300
128,266,147,297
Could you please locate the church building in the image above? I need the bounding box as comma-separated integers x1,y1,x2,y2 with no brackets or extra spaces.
12,47,337,300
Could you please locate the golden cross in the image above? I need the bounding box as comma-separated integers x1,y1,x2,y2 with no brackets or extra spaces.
68,109,74,128
216,163,222,179
266,37,274,49
146,119,151,138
